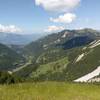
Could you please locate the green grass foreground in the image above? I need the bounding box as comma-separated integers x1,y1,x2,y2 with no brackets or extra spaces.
0,82,100,100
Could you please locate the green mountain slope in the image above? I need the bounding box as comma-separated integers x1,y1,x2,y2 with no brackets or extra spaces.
24,29,98,56
30,57,69,81
66,40,100,81
0,28,100,83
28,40,100,81
0,43,24,70
19,29,100,81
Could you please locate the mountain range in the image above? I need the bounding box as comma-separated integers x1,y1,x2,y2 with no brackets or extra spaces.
0,28,100,82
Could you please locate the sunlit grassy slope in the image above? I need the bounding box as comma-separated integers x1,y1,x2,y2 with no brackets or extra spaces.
30,57,69,81
0,82,100,100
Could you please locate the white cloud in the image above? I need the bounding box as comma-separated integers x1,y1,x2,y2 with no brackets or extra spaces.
44,25,65,33
35,0,80,12
0,24,22,33
50,13,76,23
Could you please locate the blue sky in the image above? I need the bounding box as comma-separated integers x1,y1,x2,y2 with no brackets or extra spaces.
0,0,100,34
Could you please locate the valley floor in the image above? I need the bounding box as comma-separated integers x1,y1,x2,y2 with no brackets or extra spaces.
0,82,100,100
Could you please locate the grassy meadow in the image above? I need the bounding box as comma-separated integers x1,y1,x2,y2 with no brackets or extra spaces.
31,57,69,77
0,82,100,100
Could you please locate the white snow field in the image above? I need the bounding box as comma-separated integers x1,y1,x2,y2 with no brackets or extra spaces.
74,66,100,82
89,40,100,48
75,53,85,63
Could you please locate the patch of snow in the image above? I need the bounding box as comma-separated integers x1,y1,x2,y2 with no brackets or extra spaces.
88,78,100,83
8,71,13,74
57,39,60,42
82,47,87,50
89,40,100,48
89,40,96,45
43,45,48,50
54,39,60,43
75,53,85,63
74,66,100,82
43,44,48,48
62,32,68,38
